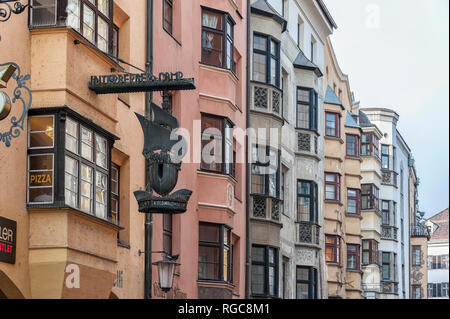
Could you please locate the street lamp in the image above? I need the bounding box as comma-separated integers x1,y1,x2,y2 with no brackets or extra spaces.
152,258,180,293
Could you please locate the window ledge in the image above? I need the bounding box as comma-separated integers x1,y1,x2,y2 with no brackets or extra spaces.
345,156,363,162
325,200,343,206
325,136,344,144
345,213,363,219
326,262,342,267
197,280,235,291
199,62,239,83
250,217,283,228
295,128,321,137
117,241,130,249
197,169,237,185
346,269,363,274
163,28,182,46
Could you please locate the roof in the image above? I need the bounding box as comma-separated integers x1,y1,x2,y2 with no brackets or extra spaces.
316,0,338,29
293,50,323,77
345,112,361,129
358,110,375,128
324,86,343,107
427,208,449,242
251,0,287,32
359,107,399,118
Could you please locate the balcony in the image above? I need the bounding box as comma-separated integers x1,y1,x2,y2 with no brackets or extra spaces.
296,131,319,158
381,170,398,188
296,222,320,246
381,225,398,241
411,223,430,239
250,82,283,120
252,195,281,222
382,282,399,294
362,283,381,293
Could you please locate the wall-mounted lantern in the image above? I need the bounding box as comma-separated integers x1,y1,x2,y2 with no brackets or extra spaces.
153,257,180,293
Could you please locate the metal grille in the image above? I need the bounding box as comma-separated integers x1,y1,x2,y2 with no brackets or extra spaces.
382,226,398,240
298,133,311,152
253,196,266,218
272,90,280,114
271,199,280,221
298,223,312,243
314,136,318,154
254,87,268,109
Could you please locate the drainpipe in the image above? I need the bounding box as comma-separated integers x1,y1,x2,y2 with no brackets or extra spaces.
144,0,154,300
245,0,251,299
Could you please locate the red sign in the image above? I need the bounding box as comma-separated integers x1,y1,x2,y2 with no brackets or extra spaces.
0,216,16,264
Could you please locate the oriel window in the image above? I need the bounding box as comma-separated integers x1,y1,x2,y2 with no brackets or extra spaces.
297,180,318,223
296,266,317,299
325,112,340,137
251,245,279,297
296,87,318,130
381,144,390,169
346,134,360,157
252,34,280,87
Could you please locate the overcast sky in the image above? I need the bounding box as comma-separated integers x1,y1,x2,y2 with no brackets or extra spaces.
323,0,449,219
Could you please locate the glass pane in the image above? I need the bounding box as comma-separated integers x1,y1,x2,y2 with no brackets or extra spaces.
325,174,336,182
298,181,310,195
253,35,267,51
65,118,78,153
348,199,356,213
29,154,53,171
296,267,309,281
29,116,54,148
348,189,357,197
199,224,219,243
202,31,223,67
98,0,109,16
64,156,78,193
30,116,53,132
251,265,265,295
95,134,107,168
83,5,95,43
66,0,80,31
97,17,109,53
29,187,52,203
81,127,93,161
296,283,309,299
252,53,266,82
325,185,335,200
29,171,53,187
298,197,310,221
202,10,222,29
198,246,220,280
269,266,275,295
297,89,310,103
252,246,265,263
31,0,57,27
270,58,277,85
270,40,277,56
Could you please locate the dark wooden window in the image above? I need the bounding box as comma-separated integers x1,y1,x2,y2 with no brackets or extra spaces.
325,172,340,201
361,184,379,210
296,87,318,130
163,214,173,256
251,245,279,297
346,134,360,157
325,112,340,137
361,133,379,157
252,33,280,87
347,244,360,270
381,144,390,169
296,266,318,299
163,0,173,35
200,113,235,177
325,235,340,264
382,252,390,280
251,145,280,198
198,223,231,282
297,180,318,223
110,163,119,224
201,8,235,71
347,188,361,215
362,239,378,265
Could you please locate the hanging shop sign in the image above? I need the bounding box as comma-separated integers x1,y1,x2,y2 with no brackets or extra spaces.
88,71,195,94
0,216,16,264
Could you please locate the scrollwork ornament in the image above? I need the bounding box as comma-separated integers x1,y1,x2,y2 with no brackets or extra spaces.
0,1,29,22
0,62,32,147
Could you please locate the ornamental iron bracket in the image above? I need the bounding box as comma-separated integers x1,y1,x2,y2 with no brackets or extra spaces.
0,0,30,23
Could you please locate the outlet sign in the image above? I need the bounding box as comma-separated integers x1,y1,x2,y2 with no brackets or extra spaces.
0,216,16,264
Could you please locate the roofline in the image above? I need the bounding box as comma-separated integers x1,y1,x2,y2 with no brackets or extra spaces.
359,107,400,117
316,0,338,29
396,129,412,153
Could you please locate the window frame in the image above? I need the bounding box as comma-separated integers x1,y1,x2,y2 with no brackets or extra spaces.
251,245,279,298
381,144,390,169
296,87,318,131
250,145,281,199
325,112,340,138
346,134,360,157
361,183,379,211
361,133,379,158
325,235,340,264
297,180,318,223
325,172,340,202
412,245,421,266
362,239,378,266
295,266,318,299
201,7,235,72
110,163,120,225
347,244,360,271
346,188,361,215
162,0,173,35
252,32,281,87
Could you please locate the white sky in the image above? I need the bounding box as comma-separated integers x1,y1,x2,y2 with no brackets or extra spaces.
323,0,449,219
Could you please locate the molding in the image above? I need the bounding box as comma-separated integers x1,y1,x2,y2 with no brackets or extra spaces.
28,245,118,263
197,170,237,185
198,202,236,215
199,63,239,84
199,92,238,113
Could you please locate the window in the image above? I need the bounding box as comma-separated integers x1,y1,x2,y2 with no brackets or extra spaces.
412,285,421,299
27,109,116,223
163,0,173,34
382,252,390,280
381,200,390,225
412,246,421,266
429,255,450,269
252,34,280,87
361,184,379,211
163,214,173,256
198,223,231,282
201,114,235,176
347,188,361,215
30,0,57,27
381,144,390,169
325,112,340,138
201,8,235,71
251,245,279,297
251,145,280,198
346,134,360,157
296,267,318,299
347,244,360,270
325,235,340,264
297,180,318,223
110,164,119,224
361,133,379,157
325,173,340,201
296,87,318,130
362,240,378,265
428,283,449,298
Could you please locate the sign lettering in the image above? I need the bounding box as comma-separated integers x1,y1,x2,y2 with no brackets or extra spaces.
0,216,16,264
29,172,52,186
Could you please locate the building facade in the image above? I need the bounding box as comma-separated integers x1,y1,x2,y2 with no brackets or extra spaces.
0,0,248,299
425,208,449,299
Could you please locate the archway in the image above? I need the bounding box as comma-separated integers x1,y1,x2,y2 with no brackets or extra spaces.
0,270,25,299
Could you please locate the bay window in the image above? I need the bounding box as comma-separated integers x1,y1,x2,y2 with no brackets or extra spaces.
347,244,360,271
361,133,379,157
198,223,232,283
362,239,378,265
201,8,235,71
296,266,318,299
297,180,318,223
325,235,340,264
346,134,360,157
200,113,235,177
27,108,117,223
251,145,280,198
325,112,340,138
347,188,361,215
30,0,119,57
296,87,318,130
325,172,340,201
251,245,279,297
381,144,390,169
252,33,280,87
361,184,379,211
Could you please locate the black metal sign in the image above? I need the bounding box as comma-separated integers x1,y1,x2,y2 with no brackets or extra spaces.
88,71,195,94
0,216,16,264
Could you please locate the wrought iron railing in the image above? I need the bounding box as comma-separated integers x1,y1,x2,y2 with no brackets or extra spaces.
381,225,398,240
381,170,398,187
296,221,320,245
251,195,281,221
382,282,399,294
411,223,430,238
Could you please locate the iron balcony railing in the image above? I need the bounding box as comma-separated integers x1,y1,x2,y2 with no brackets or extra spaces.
296,221,320,246
381,225,398,241
411,223,430,239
